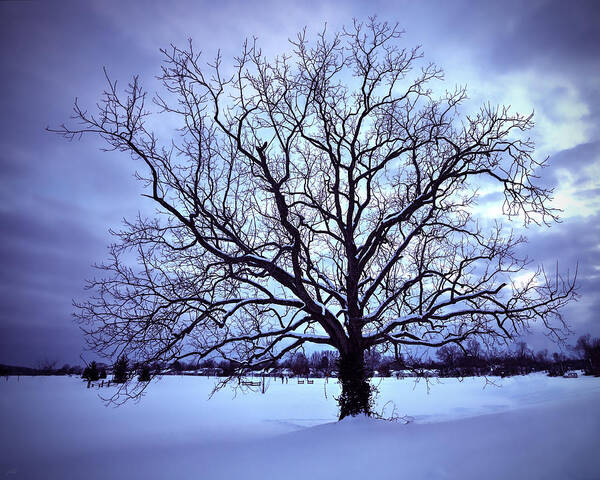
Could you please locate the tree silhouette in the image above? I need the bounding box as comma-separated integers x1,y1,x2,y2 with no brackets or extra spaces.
575,334,600,375
112,356,128,384
138,364,151,382
53,18,575,418
82,361,100,382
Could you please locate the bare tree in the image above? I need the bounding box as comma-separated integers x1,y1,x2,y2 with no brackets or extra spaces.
436,345,461,367
574,334,600,375
52,19,576,419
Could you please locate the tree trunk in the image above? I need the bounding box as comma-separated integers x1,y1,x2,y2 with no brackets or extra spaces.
337,348,372,420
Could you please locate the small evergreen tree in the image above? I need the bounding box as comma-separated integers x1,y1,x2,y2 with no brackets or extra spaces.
138,364,151,382
82,361,100,381
113,356,128,383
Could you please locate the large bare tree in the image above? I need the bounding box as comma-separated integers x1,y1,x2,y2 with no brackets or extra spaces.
53,19,575,418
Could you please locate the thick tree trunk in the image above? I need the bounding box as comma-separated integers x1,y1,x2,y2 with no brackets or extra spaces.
337,348,372,419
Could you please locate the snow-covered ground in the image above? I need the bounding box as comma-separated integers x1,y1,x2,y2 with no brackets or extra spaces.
1,373,599,479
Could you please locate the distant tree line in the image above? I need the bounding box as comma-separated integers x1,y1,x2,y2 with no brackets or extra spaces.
2,335,599,380
104,335,600,380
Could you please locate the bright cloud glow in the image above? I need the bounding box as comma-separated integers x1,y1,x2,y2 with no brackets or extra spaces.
553,163,600,218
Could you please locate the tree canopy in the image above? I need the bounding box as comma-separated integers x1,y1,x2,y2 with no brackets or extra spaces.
53,19,576,417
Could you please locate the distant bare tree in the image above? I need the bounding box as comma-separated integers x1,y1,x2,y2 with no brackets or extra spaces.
515,341,533,362
310,350,337,376
290,352,310,376
574,334,600,375
52,18,576,418
465,338,482,359
37,358,57,375
436,344,461,367
535,348,549,365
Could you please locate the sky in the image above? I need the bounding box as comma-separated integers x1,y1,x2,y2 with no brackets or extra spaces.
0,0,598,367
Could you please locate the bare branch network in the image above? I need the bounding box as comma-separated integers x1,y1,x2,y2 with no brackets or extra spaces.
52,19,575,417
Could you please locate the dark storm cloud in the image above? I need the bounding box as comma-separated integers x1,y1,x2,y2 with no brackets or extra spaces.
410,0,600,151
525,141,600,198
478,0,600,139
0,206,106,366
466,0,600,346
549,142,599,170
520,214,600,338
0,0,153,365
413,0,600,74
0,0,598,366
0,322,85,368
488,0,600,72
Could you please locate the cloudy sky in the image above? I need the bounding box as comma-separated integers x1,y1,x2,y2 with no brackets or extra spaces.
1,0,598,366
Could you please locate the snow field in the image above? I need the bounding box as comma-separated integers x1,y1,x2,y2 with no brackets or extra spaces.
1,373,599,479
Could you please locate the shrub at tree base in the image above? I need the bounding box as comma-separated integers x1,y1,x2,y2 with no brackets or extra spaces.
337,352,374,418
